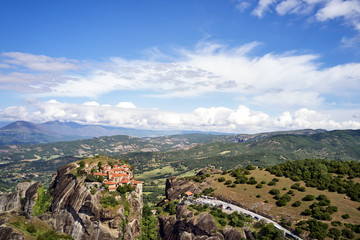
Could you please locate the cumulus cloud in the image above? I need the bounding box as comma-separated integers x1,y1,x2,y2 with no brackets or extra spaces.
0,42,360,112
0,100,359,133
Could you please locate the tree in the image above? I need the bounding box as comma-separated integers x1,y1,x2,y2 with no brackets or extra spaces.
98,161,103,171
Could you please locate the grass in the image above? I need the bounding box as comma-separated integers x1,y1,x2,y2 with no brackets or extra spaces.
208,169,360,229
7,213,72,240
136,165,179,180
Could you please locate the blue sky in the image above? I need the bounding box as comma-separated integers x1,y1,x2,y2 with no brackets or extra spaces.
0,0,360,133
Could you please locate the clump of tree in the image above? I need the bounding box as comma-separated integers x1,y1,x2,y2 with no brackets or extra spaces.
100,195,119,208
33,186,52,216
275,194,291,207
117,184,135,194
253,223,284,240
296,219,328,240
301,195,337,221
202,187,215,196
141,204,158,240
209,206,252,228
267,159,360,201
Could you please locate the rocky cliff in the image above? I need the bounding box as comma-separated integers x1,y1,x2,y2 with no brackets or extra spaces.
0,163,143,240
158,204,244,240
0,180,41,214
42,164,143,240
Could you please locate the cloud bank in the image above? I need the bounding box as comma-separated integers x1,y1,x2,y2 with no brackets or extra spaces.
0,43,359,111
0,100,359,133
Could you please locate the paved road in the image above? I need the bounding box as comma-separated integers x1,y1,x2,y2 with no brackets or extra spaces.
188,197,301,240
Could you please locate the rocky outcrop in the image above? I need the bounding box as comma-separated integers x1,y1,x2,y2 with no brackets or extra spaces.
166,177,211,200
0,212,24,240
42,164,142,240
0,181,40,212
158,204,244,240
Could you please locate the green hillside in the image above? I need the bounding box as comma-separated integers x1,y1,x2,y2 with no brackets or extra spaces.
0,129,359,197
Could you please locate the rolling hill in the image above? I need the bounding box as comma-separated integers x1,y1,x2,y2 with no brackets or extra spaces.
0,129,359,195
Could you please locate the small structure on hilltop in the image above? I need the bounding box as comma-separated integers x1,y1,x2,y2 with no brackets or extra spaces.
81,160,143,192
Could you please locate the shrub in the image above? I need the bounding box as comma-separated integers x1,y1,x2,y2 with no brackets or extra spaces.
256,184,263,188
247,177,257,185
292,201,302,207
302,195,315,201
267,180,276,186
33,186,52,216
225,180,232,185
219,218,227,226
218,177,226,182
26,224,37,233
342,214,350,219
269,189,280,195
100,195,119,208
342,229,355,239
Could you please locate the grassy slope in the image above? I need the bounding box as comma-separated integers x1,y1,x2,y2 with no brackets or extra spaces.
206,168,360,239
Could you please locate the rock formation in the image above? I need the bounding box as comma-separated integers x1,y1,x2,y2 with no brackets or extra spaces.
42,164,143,240
0,181,40,213
166,176,211,200
158,204,244,240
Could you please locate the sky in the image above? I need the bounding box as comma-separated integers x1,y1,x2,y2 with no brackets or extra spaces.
0,0,360,133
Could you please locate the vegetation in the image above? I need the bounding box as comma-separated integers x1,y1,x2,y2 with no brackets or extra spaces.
100,195,119,208
33,186,52,216
141,204,158,240
267,159,360,201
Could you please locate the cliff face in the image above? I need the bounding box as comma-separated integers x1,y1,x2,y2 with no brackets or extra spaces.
43,164,143,240
165,176,211,201
0,181,40,213
158,204,244,240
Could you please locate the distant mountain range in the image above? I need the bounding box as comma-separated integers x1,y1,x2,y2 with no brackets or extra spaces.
0,120,223,145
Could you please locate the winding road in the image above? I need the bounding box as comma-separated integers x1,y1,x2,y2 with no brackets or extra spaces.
187,197,302,240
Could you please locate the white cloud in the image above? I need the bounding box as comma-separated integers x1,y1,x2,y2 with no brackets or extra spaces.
315,0,360,22
1,52,79,72
0,42,360,112
0,100,359,133
116,102,136,109
252,0,278,17
248,0,360,46
235,1,252,12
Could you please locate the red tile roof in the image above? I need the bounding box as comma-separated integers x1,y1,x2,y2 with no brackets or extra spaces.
93,173,107,176
112,173,128,177
105,181,116,185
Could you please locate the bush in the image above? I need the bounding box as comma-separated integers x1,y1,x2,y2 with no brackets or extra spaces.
292,201,302,207
117,184,135,194
247,177,257,185
302,195,315,201
342,229,355,239
218,218,227,226
225,180,232,185
218,177,226,182
269,189,280,195
100,195,119,208
256,184,263,188
33,186,52,216
26,224,37,233
267,180,276,186
342,214,350,219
